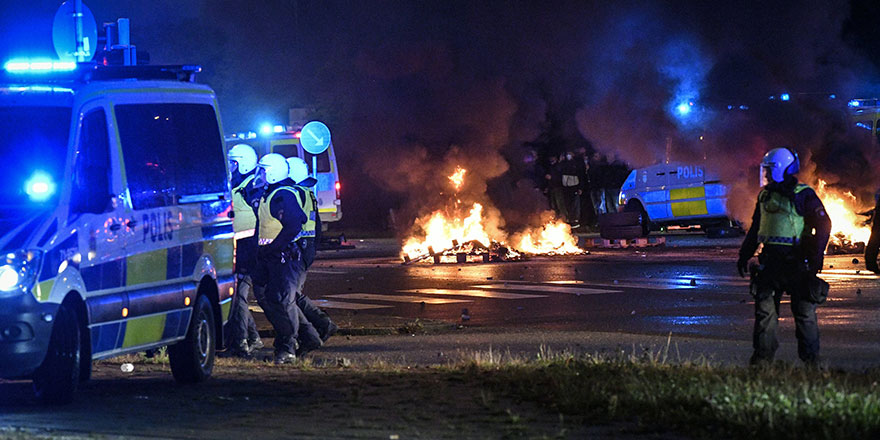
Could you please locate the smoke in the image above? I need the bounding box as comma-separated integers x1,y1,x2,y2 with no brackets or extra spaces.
574,0,880,225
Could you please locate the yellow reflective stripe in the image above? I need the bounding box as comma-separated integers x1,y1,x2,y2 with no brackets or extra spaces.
205,238,234,272
671,200,708,217
220,298,232,322
127,249,168,286
669,186,705,201
318,208,337,213
33,278,55,302
122,314,167,348
270,139,300,148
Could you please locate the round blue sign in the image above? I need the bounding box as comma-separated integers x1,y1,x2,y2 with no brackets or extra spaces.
53,1,98,62
300,121,331,154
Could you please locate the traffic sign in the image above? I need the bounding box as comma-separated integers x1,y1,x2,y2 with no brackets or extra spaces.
300,121,331,155
53,1,98,62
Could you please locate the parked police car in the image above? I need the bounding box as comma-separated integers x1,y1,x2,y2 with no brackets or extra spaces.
604,162,736,238
0,9,233,403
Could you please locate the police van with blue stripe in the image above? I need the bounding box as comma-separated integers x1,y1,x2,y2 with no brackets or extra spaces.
0,6,234,403
615,162,738,237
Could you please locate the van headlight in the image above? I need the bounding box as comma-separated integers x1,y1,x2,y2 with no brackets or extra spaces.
0,250,43,297
618,192,627,208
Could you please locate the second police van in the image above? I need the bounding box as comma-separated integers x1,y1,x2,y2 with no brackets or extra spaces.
615,162,737,237
0,8,233,402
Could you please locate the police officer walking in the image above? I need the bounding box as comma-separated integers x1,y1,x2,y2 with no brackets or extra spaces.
286,157,339,343
865,188,880,274
252,153,322,364
225,144,264,357
737,147,831,366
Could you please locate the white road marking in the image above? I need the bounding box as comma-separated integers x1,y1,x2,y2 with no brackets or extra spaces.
324,293,473,304
472,284,620,295
401,288,546,299
311,300,392,310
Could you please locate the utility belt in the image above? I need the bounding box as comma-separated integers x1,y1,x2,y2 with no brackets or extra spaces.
748,259,829,304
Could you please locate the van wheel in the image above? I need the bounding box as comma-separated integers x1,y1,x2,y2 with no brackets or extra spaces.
32,302,81,404
168,295,215,383
623,202,650,237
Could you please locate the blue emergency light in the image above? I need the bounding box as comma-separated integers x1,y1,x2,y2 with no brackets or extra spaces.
24,171,57,202
780,93,790,101
259,124,273,136
4,59,77,74
676,102,692,116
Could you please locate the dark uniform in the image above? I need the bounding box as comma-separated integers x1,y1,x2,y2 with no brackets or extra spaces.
738,179,831,365
865,189,880,274
289,184,338,342
225,172,263,355
254,178,322,360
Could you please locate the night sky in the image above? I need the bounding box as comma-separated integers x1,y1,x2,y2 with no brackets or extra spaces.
2,1,880,231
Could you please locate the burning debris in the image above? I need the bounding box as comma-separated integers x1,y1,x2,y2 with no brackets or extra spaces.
401,167,584,264
815,179,873,254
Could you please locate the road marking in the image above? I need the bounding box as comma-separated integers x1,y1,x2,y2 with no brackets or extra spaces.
311,300,392,310
324,293,473,304
308,268,348,274
401,288,546,299
472,284,620,295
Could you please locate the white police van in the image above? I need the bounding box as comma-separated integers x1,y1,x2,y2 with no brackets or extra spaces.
0,8,233,403
614,162,735,236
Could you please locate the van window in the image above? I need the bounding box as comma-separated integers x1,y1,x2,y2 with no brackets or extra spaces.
304,151,331,173
71,109,112,214
272,142,300,159
116,104,225,209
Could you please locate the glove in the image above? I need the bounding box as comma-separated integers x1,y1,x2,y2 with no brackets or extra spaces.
737,256,750,278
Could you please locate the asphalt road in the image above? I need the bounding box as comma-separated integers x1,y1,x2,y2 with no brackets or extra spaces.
299,235,880,369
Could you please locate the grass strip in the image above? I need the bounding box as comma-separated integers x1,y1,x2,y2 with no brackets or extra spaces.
457,353,880,439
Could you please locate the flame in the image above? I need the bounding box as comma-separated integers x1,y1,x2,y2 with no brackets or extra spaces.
449,167,466,191
815,179,871,246
402,203,493,259
515,220,583,255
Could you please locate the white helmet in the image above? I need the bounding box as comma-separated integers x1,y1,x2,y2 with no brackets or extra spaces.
256,153,290,186
760,147,799,186
228,144,258,174
287,157,310,184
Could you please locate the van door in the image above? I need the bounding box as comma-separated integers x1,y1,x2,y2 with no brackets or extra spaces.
667,164,709,219
303,144,341,224
66,103,132,358
641,166,670,221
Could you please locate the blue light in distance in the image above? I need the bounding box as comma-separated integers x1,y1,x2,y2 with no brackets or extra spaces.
24,171,56,202
780,93,790,101
4,59,76,73
849,99,860,107
676,102,692,116
259,124,273,136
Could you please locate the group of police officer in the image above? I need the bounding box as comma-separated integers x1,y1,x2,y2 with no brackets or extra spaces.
226,144,337,364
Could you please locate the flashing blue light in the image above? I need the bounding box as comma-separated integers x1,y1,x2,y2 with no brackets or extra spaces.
780,93,790,101
4,59,76,74
676,102,692,116
24,171,56,202
259,124,273,136
829,94,836,99
849,99,860,107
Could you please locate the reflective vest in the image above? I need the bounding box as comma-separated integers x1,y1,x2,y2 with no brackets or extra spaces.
232,174,257,238
257,185,316,246
757,184,809,246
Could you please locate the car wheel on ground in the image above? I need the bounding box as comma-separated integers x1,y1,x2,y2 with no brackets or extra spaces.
32,301,81,404
168,295,215,383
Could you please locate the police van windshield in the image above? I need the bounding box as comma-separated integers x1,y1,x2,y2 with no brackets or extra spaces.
0,106,71,236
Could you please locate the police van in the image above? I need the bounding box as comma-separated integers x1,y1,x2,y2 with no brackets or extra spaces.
613,162,735,236
226,129,342,227
0,10,233,403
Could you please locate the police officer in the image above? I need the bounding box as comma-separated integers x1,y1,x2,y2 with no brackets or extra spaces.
737,147,831,366
866,188,880,274
252,153,322,364
286,157,339,343
225,144,264,357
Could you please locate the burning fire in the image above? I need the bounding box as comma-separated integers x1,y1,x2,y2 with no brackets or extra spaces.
815,179,872,248
402,166,583,262
449,166,467,191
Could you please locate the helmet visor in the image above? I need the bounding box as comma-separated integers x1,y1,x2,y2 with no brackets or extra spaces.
760,165,773,187
253,166,268,189
229,159,239,174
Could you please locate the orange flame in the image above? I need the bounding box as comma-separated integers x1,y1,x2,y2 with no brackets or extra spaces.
449,167,467,191
515,220,582,255
815,179,871,245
